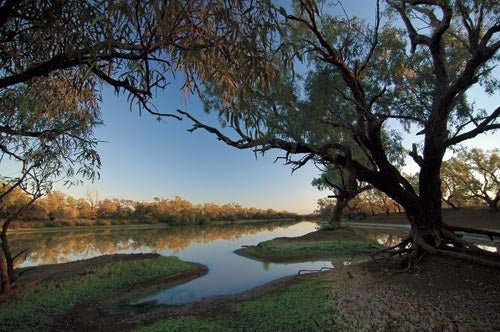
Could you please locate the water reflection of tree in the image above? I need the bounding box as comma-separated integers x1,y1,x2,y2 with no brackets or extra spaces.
345,228,405,247
373,234,404,247
10,221,296,267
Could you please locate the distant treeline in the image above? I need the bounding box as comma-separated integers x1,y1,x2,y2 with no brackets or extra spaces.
0,187,299,228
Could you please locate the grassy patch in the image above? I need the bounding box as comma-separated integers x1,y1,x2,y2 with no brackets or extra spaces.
238,237,381,260
137,273,351,332
0,256,194,332
138,316,223,332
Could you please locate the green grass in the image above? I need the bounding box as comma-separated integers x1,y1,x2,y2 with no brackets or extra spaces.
0,256,195,332
239,238,381,260
138,316,223,332
136,273,351,332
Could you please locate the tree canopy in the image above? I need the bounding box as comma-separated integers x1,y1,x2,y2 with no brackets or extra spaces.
1,0,500,288
183,0,500,267
441,148,500,211
0,0,282,293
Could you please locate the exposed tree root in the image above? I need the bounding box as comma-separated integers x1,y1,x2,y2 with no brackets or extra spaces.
371,235,412,256
448,226,500,241
440,229,499,257
369,231,500,270
370,235,412,264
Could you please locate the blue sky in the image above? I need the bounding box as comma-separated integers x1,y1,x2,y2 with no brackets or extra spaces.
64,86,326,214
55,1,499,214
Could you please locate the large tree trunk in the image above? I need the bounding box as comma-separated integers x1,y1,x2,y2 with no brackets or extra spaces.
0,248,10,294
488,198,499,213
0,230,14,294
1,232,13,279
417,114,447,246
328,196,349,229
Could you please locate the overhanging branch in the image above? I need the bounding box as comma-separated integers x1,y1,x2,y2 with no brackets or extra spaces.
446,106,500,147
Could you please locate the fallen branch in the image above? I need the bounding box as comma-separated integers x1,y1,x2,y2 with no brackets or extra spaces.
298,266,334,275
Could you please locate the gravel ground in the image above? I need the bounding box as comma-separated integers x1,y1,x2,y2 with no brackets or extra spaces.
331,258,500,332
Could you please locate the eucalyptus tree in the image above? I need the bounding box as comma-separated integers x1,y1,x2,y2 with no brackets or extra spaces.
0,0,281,293
182,0,500,267
440,158,471,209
453,148,500,212
312,163,372,228
0,73,100,293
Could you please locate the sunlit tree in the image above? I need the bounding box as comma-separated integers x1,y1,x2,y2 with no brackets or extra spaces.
0,0,282,293
312,164,372,228
454,148,500,212
0,72,100,293
440,158,471,209
183,1,500,267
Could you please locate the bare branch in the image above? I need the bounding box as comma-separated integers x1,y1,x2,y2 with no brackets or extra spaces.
409,143,424,167
93,68,181,120
446,106,500,146
358,0,381,74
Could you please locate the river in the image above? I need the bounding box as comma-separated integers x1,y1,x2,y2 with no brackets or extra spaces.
9,220,497,305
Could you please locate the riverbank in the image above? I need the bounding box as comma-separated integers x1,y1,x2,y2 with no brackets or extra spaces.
235,227,382,263
133,258,500,331
344,207,500,230
0,254,207,331
7,218,298,234
21,256,498,331
2,209,499,331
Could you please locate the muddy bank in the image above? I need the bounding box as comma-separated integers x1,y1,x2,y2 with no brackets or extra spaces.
51,258,208,332
51,257,500,332
1,254,207,332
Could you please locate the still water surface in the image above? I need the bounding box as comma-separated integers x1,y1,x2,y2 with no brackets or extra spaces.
12,221,348,304
134,221,337,304
11,221,324,268
14,221,496,305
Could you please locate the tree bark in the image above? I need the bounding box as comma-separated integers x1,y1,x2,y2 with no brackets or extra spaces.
328,196,349,229
0,231,14,281
0,196,38,294
0,248,10,294
489,199,499,213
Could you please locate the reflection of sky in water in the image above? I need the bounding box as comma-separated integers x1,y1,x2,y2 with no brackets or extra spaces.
136,222,334,305
477,244,497,252
12,221,499,305
13,222,317,267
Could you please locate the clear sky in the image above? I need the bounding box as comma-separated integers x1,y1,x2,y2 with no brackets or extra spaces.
55,1,499,214
60,85,326,214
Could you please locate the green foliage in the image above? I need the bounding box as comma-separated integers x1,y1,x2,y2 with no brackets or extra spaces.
315,197,336,220
443,148,500,210
137,316,222,332
0,256,193,332
3,192,298,228
240,238,381,260
196,1,500,244
139,273,351,331
227,278,340,331
0,72,101,198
